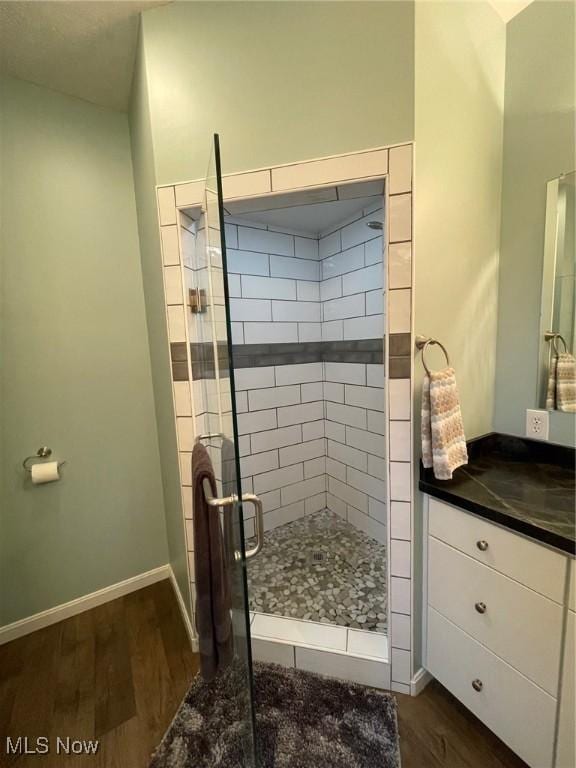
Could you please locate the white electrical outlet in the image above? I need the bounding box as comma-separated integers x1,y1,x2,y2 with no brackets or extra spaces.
526,409,549,441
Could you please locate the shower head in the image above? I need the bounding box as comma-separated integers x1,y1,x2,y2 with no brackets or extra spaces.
366,221,383,230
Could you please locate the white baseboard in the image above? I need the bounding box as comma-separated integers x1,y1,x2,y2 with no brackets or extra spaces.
168,568,199,652
411,667,433,696
0,564,171,646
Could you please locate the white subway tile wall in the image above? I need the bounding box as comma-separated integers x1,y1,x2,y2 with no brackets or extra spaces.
227,221,319,342
228,213,386,347
157,205,198,631
325,361,386,545
235,362,327,530
228,213,386,537
387,145,413,687
319,208,385,342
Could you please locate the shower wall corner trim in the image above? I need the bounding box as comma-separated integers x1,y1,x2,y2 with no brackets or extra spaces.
155,142,416,692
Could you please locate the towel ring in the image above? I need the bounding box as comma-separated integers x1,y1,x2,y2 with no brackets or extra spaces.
415,336,451,376
545,331,568,356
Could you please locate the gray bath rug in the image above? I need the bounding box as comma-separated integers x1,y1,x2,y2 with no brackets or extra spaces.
149,662,401,768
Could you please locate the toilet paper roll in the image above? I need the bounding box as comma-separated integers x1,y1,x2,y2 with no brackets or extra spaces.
31,461,60,485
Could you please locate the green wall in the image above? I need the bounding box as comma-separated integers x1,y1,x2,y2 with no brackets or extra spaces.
0,76,169,626
413,0,506,667
414,0,505,439
132,0,416,619
494,0,576,445
129,33,191,614
141,0,415,184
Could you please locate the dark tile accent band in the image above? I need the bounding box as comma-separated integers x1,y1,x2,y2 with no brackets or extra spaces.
172,361,189,381
170,342,188,362
388,333,411,379
188,341,232,381
232,339,384,369
170,342,189,380
389,333,411,356
190,341,215,382
389,357,411,379
232,341,323,369
178,334,411,381
323,339,385,365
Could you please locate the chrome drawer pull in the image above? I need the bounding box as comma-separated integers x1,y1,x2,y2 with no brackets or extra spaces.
476,540,489,551
475,602,487,614
472,679,483,692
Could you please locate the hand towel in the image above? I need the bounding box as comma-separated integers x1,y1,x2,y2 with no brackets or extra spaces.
546,355,559,410
192,442,233,681
546,353,576,413
421,367,468,480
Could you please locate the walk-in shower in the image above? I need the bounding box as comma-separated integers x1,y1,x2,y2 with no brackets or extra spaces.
223,181,388,636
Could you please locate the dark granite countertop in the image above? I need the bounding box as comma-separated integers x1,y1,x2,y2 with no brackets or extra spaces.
419,433,575,555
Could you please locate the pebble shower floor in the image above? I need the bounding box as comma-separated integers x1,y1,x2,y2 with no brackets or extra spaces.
247,509,387,633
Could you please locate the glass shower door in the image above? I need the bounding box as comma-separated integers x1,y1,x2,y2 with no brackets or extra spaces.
194,134,259,765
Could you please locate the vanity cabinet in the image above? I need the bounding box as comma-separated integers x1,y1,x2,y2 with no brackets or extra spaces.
556,561,575,768
423,497,574,768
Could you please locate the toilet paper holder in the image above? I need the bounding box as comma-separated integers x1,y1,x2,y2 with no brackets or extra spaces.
23,446,66,473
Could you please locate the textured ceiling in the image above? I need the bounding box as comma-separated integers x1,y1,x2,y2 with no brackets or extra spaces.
0,0,535,113
0,1,168,112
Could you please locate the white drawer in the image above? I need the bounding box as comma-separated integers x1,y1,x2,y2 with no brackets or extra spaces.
569,559,576,612
428,497,566,603
428,536,563,695
556,610,575,768
427,607,556,768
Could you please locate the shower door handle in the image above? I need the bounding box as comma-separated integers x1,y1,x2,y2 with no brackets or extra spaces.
242,494,264,560
201,480,264,560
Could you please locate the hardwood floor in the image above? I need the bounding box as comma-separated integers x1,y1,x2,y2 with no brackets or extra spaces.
395,682,528,768
0,580,198,768
0,580,527,768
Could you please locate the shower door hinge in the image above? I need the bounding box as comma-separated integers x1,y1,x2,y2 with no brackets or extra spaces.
189,288,207,314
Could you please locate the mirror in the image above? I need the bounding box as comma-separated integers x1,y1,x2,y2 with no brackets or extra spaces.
539,171,576,412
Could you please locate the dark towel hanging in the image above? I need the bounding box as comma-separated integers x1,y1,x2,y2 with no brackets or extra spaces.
192,442,233,680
